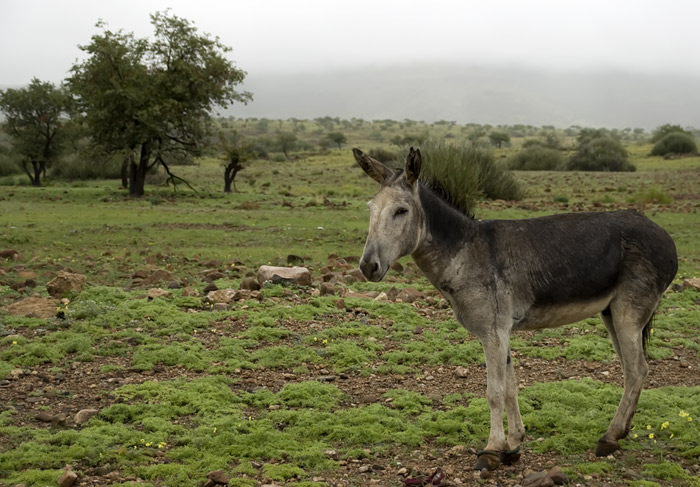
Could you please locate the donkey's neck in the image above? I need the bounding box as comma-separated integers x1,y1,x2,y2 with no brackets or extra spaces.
411,184,476,284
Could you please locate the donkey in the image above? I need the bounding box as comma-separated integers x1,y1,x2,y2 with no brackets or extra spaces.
353,147,677,470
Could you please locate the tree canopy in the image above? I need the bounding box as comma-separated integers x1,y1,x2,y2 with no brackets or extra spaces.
67,11,252,196
0,78,70,186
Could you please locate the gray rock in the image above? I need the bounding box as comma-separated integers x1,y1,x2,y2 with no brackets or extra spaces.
74,408,99,425
57,471,77,487
257,265,311,287
207,469,229,484
523,471,555,487
547,466,569,485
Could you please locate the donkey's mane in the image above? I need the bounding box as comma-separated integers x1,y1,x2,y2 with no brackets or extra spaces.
420,177,475,219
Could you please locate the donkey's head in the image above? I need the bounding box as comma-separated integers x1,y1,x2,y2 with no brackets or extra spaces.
353,147,426,281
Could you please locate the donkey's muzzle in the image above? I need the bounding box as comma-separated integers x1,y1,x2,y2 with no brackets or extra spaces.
359,255,384,282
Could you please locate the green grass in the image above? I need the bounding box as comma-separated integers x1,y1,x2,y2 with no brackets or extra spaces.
1,130,699,487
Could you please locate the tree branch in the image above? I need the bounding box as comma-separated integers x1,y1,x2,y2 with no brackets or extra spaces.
156,154,197,193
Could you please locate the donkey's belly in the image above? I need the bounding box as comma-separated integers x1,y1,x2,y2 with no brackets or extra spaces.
514,294,612,330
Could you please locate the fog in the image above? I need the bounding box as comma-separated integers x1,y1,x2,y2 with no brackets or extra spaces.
2,0,699,128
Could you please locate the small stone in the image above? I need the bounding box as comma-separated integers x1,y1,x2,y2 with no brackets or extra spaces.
35,411,54,422
146,288,172,299
57,471,78,487
207,469,229,484
318,375,336,382
455,366,469,378
397,467,408,476
74,408,99,425
46,271,87,298
522,471,555,487
9,368,24,380
547,466,569,485
203,282,218,293
240,277,261,291
319,282,335,296
374,292,389,301
257,265,312,287
334,298,346,310
358,465,371,473
480,468,491,479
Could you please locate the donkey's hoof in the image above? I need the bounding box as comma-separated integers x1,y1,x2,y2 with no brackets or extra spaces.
500,446,521,465
595,438,620,457
474,450,501,471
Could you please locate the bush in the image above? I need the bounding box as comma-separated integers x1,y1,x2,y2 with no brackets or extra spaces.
417,139,523,216
568,137,635,172
507,145,565,171
51,152,123,180
650,132,697,156
368,147,398,163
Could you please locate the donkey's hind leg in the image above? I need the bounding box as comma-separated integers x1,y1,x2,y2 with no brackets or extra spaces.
502,350,525,465
596,300,655,456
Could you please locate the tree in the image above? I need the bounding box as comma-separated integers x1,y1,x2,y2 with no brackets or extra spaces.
651,124,693,143
67,11,252,196
488,131,510,148
326,132,347,150
650,132,697,156
0,78,70,186
219,131,254,193
275,132,297,159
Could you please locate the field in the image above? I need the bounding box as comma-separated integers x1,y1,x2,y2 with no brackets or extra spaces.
1,140,700,487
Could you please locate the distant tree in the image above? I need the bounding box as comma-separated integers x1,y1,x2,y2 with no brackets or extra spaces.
0,78,71,186
326,132,347,150
650,132,697,156
67,11,252,196
488,131,510,148
651,124,693,143
569,137,635,172
219,131,254,192
275,132,298,159
508,145,565,171
576,128,611,146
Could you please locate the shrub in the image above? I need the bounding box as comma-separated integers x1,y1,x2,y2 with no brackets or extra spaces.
568,137,635,172
507,145,565,171
51,152,123,180
650,124,693,143
368,147,398,163
417,138,523,216
650,132,697,156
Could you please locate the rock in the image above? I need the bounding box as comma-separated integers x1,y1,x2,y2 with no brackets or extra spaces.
74,408,99,425
146,288,172,299
167,281,182,289
257,265,311,287
386,287,400,301
522,471,555,487
547,466,569,485
2,296,58,319
395,288,425,303
240,277,261,291
57,471,78,487
133,269,175,288
374,292,389,301
202,269,226,281
0,249,21,260
334,298,346,310
8,368,24,379
35,411,55,422
455,366,470,378
46,271,87,298
203,480,217,487
682,278,700,291
203,282,218,293
319,282,336,296
207,469,229,484
213,303,228,311
287,254,304,264
389,261,404,273
206,289,238,304
181,287,200,297
347,268,367,283
480,468,491,480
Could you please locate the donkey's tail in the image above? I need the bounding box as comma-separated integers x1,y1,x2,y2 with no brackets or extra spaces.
642,312,655,354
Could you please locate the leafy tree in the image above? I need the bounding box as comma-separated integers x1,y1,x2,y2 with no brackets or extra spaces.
275,132,298,159
568,137,635,172
326,132,347,150
651,124,693,143
488,131,510,148
67,11,251,196
0,78,71,186
508,145,564,171
650,132,697,156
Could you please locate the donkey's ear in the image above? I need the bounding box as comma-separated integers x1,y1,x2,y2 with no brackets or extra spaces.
404,147,422,185
353,148,392,184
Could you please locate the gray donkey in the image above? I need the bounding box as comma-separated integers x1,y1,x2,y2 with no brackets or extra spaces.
353,147,677,470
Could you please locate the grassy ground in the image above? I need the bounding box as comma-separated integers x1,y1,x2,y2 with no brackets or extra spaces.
1,145,699,487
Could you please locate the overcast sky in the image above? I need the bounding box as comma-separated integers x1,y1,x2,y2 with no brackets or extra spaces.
3,0,700,86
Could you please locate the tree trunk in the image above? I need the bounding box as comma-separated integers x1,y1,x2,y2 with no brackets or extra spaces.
223,158,240,193
121,156,131,189
129,144,151,197
24,160,43,187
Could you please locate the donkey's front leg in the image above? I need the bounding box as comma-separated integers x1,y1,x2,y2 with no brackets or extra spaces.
474,330,511,471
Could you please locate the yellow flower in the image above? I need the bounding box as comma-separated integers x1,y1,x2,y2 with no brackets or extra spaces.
679,410,689,418
12,341,17,345
670,433,674,439
688,417,693,422
140,439,145,443
313,337,318,341
213,427,217,433
633,434,638,439
661,421,669,430
649,433,654,439
646,425,652,430
145,442,152,447
322,339,328,344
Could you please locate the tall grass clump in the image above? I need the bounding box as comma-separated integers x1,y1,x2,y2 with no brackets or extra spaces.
416,139,523,216
507,145,565,171
650,132,697,156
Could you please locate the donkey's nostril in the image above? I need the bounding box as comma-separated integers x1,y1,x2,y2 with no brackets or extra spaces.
360,257,380,279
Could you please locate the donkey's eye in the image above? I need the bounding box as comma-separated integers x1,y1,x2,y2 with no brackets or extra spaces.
394,208,408,217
